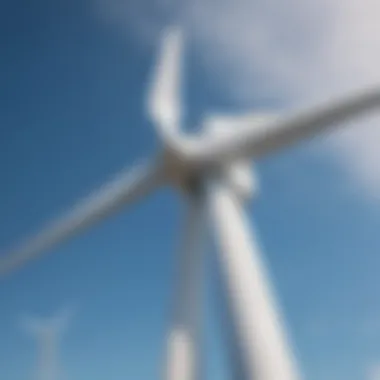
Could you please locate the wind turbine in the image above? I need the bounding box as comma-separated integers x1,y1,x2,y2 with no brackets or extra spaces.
2,25,380,380
20,307,73,380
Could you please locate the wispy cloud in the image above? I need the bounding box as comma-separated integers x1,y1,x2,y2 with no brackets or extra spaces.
187,0,380,102
367,363,380,380
96,0,380,198
186,0,380,199
94,0,175,47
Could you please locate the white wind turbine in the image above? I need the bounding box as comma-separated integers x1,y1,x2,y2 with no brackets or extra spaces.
2,26,380,380
20,307,73,380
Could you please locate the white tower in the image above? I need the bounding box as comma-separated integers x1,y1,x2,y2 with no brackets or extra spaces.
20,308,73,380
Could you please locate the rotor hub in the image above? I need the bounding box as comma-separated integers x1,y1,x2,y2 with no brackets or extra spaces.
162,145,258,201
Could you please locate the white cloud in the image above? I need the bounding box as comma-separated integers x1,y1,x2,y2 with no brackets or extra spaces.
185,0,380,198
367,363,380,380
94,0,174,47
96,0,380,198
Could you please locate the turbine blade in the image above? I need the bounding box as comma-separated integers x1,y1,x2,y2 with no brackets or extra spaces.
20,304,75,338
0,160,165,277
203,112,279,134
20,315,46,336
189,87,380,165
147,26,184,146
50,305,75,333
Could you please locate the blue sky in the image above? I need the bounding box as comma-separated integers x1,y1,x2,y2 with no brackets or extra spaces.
1,0,380,379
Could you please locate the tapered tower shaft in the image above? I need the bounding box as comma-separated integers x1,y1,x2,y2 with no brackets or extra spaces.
164,185,206,380
35,329,59,380
207,177,300,380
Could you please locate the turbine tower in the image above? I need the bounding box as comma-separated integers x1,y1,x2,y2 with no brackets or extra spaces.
20,307,73,380
2,26,380,380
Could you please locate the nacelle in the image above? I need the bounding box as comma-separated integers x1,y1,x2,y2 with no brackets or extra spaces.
204,114,261,201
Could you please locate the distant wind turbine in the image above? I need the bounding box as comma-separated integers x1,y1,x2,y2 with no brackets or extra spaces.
20,307,73,380
3,25,380,379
